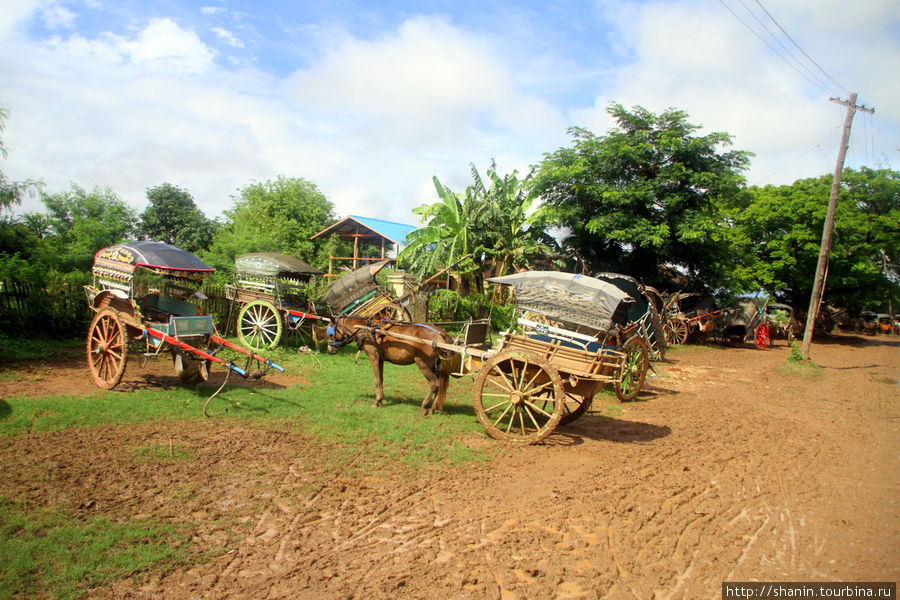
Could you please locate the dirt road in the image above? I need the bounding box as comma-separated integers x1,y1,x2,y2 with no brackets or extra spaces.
1,334,897,599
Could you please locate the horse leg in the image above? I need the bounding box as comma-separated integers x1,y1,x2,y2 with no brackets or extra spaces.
414,356,440,415
366,345,386,407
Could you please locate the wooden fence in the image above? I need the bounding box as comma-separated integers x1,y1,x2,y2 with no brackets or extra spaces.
0,280,239,338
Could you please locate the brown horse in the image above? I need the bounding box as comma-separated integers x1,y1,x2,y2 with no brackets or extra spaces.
329,316,453,414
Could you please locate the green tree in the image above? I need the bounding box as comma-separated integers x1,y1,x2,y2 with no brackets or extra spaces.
400,172,482,291
469,161,558,278
41,184,138,277
204,175,336,276
727,167,900,311
0,106,41,212
529,103,751,289
139,183,214,252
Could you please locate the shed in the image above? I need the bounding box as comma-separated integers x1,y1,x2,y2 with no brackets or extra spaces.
310,215,417,276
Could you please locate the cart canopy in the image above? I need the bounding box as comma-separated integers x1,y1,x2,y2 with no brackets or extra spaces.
92,241,214,283
321,260,389,313
487,271,633,332
235,253,322,279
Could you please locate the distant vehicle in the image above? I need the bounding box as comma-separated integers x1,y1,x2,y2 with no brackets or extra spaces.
857,311,878,335
877,314,894,335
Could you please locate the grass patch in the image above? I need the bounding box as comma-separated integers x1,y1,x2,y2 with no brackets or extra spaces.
0,334,83,362
131,442,195,462
0,342,491,470
0,496,188,600
777,341,822,377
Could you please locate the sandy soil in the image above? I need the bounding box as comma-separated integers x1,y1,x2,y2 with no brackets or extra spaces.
1,334,897,599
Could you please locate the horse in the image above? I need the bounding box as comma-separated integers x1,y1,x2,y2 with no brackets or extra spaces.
328,315,453,414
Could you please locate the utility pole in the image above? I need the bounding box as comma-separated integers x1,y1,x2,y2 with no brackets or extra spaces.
801,92,874,359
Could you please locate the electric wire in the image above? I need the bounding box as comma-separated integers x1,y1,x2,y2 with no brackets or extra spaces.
751,0,850,96
735,0,838,96
717,0,833,95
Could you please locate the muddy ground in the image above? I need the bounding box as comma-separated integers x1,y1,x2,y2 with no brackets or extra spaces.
1,334,897,599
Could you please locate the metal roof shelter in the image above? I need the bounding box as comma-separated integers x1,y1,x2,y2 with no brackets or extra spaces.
310,215,417,276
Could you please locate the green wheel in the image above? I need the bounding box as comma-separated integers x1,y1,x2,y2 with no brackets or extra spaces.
615,337,649,402
238,300,282,351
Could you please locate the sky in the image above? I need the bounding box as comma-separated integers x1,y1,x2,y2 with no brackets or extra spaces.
1,0,898,226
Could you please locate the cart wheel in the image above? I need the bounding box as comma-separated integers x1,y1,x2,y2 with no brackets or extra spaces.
473,350,565,444
559,391,593,425
238,300,282,352
173,352,210,384
664,316,689,345
378,302,411,322
86,308,128,390
755,323,770,349
615,337,649,402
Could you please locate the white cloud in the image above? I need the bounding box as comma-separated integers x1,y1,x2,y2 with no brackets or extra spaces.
40,2,75,29
211,26,244,49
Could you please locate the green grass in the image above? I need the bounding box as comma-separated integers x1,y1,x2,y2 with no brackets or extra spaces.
0,496,187,600
0,334,83,362
0,342,491,469
0,339,497,597
777,341,822,377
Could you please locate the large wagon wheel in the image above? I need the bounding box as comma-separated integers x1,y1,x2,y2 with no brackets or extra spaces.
754,322,770,349
559,391,594,425
376,302,411,322
473,350,565,444
86,308,128,389
664,316,689,345
615,337,649,402
238,300,283,352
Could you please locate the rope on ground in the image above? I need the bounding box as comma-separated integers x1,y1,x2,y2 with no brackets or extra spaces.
203,367,233,417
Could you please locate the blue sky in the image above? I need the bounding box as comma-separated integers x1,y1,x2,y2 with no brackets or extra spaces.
1,0,898,225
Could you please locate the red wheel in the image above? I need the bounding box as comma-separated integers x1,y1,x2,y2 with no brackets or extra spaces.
86,308,128,389
755,322,770,349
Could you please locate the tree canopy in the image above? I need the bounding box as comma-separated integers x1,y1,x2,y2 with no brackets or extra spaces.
529,103,751,290
726,167,900,311
400,162,556,292
203,175,336,276
139,183,215,253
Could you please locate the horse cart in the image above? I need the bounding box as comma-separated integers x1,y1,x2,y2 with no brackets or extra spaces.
226,256,410,352
225,252,330,352
85,241,282,390
338,271,650,444
662,292,722,346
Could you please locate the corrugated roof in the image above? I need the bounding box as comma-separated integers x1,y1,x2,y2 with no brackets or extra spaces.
310,215,417,246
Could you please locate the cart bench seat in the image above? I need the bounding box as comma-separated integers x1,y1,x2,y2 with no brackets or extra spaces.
502,333,623,380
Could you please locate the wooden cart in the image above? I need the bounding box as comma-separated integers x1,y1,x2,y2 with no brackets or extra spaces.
85,241,282,390
360,271,650,444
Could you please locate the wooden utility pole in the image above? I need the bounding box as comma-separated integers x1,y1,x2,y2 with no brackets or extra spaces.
801,93,874,359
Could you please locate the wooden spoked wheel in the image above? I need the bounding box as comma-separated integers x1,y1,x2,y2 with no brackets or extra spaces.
473,350,565,444
755,322,770,349
238,300,282,352
559,391,594,425
376,302,411,322
86,308,128,389
615,337,649,402
664,316,689,345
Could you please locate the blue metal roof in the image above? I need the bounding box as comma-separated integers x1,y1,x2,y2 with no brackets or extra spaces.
349,215,416,246
310,215,417,246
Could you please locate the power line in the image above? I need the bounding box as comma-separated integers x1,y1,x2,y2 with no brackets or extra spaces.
717,0,832,95
751,0,850,96
735,0,838,95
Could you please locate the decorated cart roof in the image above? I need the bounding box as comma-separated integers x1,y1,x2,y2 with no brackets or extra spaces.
92,241,214,282
235,253,322,278
487,271,633,332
